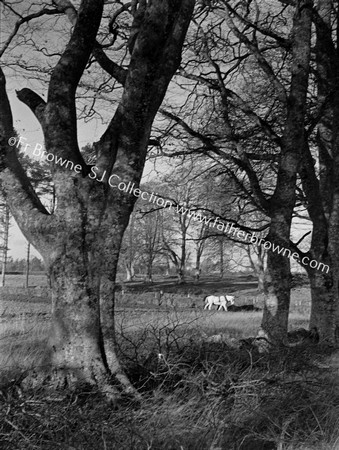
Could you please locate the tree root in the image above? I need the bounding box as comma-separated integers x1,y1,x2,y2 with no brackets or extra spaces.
18,366,141,405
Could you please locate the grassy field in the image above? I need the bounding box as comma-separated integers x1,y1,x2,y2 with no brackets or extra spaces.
0,274,311,389
1,276,338,449
1,273,48,287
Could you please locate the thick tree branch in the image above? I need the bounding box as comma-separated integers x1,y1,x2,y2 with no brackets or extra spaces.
92,47,127,85
37,0,105,172
48,0,104,99
53,0,128,85
16,88,46,126
160,108,271,213
95,0,196,177
0,67,51,238
226,3,292,50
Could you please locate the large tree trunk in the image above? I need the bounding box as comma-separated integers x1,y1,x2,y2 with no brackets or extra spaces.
99,244,140,398
262,251,291,342
297,0,338,344
300,138,337,342
48,262,108,387
308,267,336,342
327,84,339,342
0,0,195,398
262,0,313,342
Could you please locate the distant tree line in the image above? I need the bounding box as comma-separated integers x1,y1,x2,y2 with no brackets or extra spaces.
118,165,263,285
4,256,44,273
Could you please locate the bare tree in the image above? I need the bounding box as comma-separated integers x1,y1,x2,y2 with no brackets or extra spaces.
157,0,314,342
161,207,191,283
297,0,339,342
0,0,195,397
158,169,202,283
120,198,164,283
140,207,163,283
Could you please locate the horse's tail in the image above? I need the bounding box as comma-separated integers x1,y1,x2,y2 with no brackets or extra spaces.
203,295,208,303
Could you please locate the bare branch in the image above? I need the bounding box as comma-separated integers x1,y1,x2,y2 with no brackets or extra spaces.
160,108,271,213
219,2,287,103
0,7,60,58
92,47,127,85
0,67,51,230
48,0,104,98
227,3,291,50
53,0,128,84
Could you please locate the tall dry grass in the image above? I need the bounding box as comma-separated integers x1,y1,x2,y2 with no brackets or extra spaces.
0,303,338,449
0,313,49,386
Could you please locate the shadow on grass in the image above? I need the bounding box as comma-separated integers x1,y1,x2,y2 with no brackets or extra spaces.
0,341,338,450
0,308,337,449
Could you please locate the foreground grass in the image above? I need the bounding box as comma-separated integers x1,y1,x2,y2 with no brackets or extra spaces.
1,341,338,449
0,308,308,379
1,307,337,449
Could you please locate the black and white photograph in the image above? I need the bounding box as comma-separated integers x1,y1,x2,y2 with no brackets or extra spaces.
0,1,338,448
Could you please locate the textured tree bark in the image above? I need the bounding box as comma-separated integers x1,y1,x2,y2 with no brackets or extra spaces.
298,0,339,343
48,261,109,388
0,0,195,398
327,89,339,342
94,197,141,397
262,0,313,342
262,251,291,343
308,268,336,343
299,137,337,343
323,0,339,341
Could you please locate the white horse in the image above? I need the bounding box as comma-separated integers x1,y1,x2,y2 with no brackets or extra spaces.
203,294,235,311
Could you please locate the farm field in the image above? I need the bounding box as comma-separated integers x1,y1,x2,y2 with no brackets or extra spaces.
0,274,48,288
2,275,338,450
0,274,311,375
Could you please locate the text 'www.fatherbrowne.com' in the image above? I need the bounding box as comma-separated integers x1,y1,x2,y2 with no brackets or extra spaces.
174,205,329,274
8,136,329,274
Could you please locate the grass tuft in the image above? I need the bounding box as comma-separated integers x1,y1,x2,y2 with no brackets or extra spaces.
0,294,338,449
